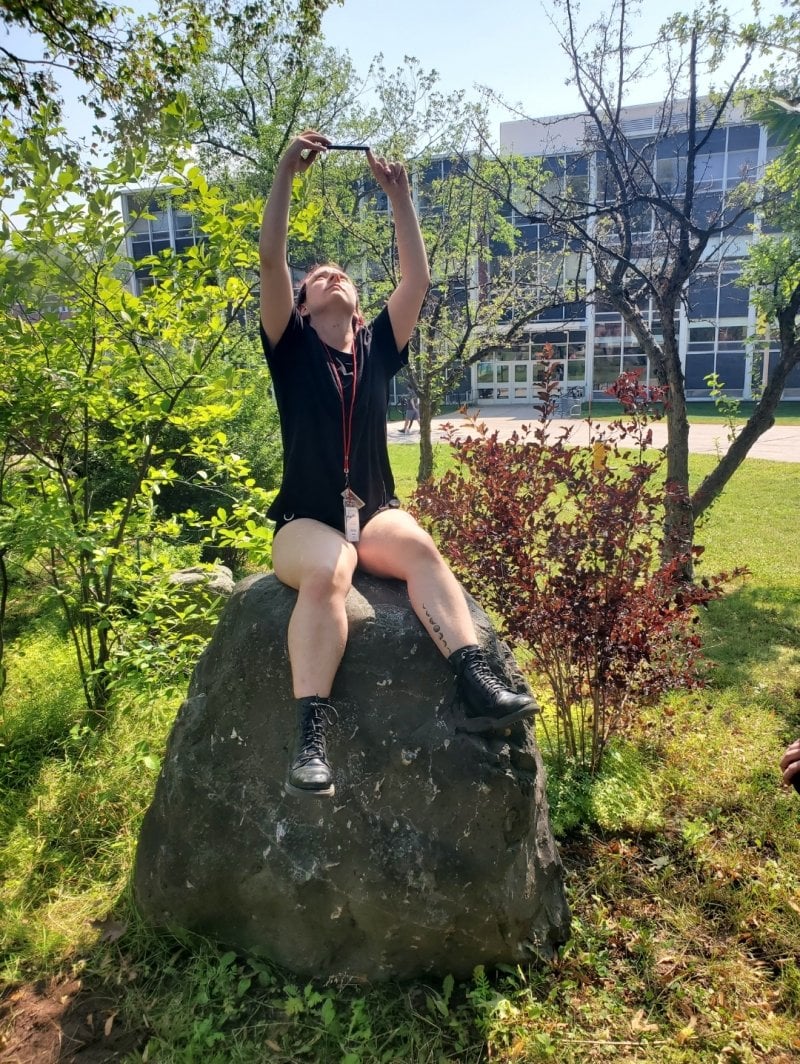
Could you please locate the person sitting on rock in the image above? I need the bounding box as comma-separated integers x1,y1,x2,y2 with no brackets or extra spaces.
780,739,800,793
259,130,536,798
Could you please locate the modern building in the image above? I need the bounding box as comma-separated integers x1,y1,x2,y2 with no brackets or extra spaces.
119,189,204,295
116,106,797,407
470,99,798,404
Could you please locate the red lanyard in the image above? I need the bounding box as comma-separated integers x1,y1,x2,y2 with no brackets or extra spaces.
320,335,358,485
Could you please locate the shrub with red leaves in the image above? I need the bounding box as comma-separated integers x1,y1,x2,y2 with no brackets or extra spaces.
411,371,744,772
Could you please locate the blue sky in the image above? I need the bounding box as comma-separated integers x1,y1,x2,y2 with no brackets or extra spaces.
0,0,788,143
321,0,787,129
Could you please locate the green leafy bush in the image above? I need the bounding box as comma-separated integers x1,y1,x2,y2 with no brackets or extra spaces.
0,110,286,715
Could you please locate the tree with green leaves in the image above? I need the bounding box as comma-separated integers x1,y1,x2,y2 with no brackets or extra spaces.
188,7,358,198
185,17,479,266
735,113,800,493
0,0,344,709
0,0,209,137
484,0,796,572
0,0,338,144
407,143,569,482
0,103,304,713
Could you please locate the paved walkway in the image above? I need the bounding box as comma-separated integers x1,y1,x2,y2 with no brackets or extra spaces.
388,405,800,463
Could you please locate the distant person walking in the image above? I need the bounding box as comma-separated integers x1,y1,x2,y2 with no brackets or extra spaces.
400,392,419,433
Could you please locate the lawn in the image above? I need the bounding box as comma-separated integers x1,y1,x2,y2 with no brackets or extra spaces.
579,399,800,425
0,450,798,1062
397,400,800,426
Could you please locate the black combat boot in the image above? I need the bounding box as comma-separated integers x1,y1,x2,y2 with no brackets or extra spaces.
449,644,536,734
286,697,337,797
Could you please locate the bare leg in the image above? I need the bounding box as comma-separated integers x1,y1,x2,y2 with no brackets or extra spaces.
272,518,358,696
356,508,476,658
358,508,535,731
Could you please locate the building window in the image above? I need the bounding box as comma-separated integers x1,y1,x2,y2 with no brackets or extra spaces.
686,262,750,394
123,190,207,295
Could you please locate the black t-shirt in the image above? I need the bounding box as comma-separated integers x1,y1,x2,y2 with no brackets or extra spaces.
260,307,408,532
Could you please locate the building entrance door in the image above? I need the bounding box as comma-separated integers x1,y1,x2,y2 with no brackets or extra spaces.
474,356,534,402
511,362,530,402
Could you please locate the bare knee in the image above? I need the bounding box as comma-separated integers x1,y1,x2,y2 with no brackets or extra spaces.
298,558,353,603
273,520,357,598
357,511,451,582
414,528,443,563
395,528,447,580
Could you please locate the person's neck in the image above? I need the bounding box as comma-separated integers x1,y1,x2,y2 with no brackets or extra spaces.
311,311,354,353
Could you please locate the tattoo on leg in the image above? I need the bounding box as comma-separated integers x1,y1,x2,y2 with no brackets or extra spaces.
423,604,450,653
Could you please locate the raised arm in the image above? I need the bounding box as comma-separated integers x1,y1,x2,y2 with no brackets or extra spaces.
259,130,330,348
367,151,430,350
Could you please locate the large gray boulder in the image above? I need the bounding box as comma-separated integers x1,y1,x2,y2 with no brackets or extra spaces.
134,572,570,982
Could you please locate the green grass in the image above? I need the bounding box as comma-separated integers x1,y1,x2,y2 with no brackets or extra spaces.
1,454,799,1061
580,398,800,424
387,441,426,497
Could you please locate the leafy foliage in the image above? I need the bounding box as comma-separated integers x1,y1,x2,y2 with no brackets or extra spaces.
0,107,287,712
412,370,740,771
188,6,359,198
406,142,565,481
0,0,339,140
1,450,798,1060
0,0,211,139
740,124,800,373
750,96,800,153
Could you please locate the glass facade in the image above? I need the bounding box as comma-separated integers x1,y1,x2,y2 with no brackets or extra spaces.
476,333,586,402
123,193,204,294
474,115,798,402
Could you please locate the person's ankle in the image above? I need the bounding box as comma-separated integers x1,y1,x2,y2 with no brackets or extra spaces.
287,696,336,797
448,645,536,733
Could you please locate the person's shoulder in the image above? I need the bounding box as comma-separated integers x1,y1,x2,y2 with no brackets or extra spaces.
361,305,408,374
363,306,393,347
260,307,307,361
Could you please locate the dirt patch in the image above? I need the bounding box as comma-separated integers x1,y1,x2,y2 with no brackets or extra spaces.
0,978,147,1063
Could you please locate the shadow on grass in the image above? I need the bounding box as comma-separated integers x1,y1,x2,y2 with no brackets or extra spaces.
1,894,487,1064
702,583,800,677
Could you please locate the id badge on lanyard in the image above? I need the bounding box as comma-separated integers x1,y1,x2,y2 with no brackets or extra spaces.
342,487,364,543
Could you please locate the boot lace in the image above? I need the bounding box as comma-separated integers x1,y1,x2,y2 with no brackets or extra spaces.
458,647,506,697
296,700,337,765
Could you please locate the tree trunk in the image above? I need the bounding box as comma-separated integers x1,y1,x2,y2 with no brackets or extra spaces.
660,329,695,577
417,393,434,483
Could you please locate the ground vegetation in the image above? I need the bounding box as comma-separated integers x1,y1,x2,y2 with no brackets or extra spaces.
412,373,744,772
1,444,798,1062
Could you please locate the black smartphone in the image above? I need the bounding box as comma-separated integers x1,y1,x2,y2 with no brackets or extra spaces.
326,144,370,151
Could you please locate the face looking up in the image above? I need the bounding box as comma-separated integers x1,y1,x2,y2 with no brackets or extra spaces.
298,265,359,321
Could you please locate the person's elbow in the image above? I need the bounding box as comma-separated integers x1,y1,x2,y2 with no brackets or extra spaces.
407,266,431,301
259,250,287,283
